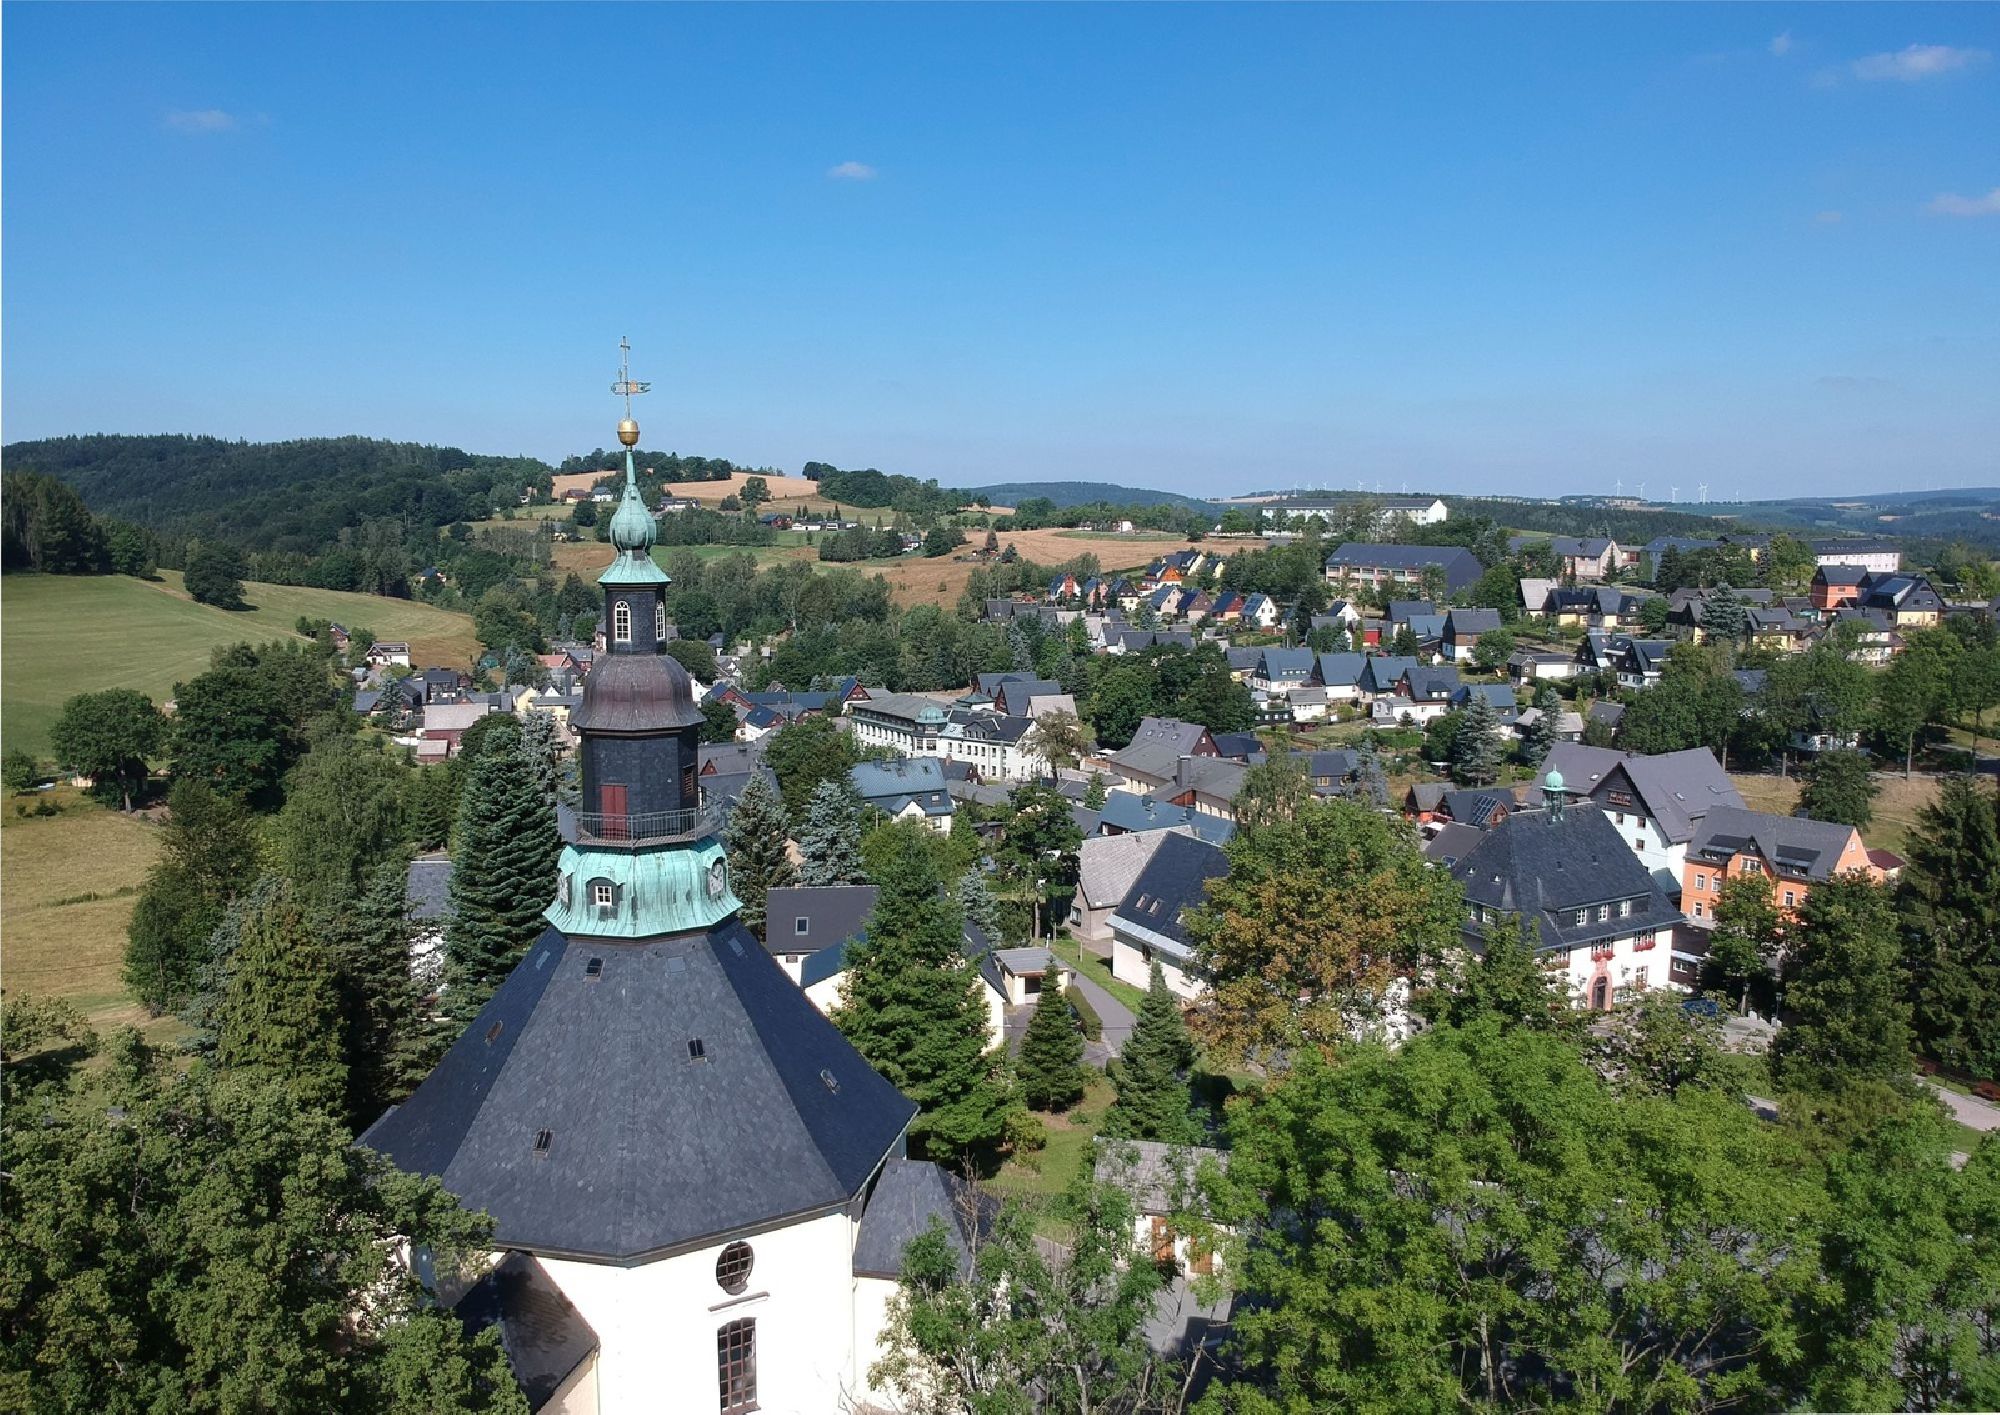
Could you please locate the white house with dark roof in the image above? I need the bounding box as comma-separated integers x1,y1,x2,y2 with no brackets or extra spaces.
1107,832,1231,998
850,757,955,832
1534,742,1744,882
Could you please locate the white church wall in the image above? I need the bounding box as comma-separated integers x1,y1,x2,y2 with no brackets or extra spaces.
536,1206,862,1415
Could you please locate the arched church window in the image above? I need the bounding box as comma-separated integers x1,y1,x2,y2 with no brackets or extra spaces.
655,600,666,640
613,600,632,643
716,1241,754,1294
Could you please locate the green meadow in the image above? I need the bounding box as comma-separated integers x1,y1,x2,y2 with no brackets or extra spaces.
1,572,479,756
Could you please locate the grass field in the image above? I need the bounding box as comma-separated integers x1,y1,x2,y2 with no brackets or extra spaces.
1,572,479,755
0,789,182,1045
550,538,822,579
989,1070,1118,1205
1728,770,1942,857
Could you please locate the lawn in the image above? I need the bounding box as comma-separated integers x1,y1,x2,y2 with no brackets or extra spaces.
1049,934,1149,1014
1,572,479,756
0,789,183,1046
1728,770,1941,857
990,1071,1118,1206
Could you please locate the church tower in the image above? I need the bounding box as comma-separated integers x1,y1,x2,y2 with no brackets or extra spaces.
365,343,918,1414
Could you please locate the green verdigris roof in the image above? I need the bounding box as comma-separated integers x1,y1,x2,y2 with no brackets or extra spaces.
547,836,741,939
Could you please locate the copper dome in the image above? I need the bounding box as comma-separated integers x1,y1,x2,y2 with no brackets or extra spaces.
570,653,704,734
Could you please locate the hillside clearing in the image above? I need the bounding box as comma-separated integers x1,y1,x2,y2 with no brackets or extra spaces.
1,572,478,755
1,790,181,1045
1728,770,1942,857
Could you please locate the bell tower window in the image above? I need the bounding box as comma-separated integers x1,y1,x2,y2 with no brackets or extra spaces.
655,600,666,641
613,600,632,643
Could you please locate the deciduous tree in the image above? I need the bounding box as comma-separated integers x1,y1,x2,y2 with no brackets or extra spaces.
50,687,163,810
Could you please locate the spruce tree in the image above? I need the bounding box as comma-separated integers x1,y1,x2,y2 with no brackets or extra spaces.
215,878,347,1114
958,869,1003,940
1016,977,1087,1112
1902,774,2000,1077
323,857,442,1126
1083,771,1109,810
1520,684,1560,769
722,773,795,942
1354,739,1389,808
797,779,868,886
444,728,559,1022
838,826,1014,1163
1104,962,1201,1144
1452,693,1503,787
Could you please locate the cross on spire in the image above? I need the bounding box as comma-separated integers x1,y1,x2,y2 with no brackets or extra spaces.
612,335,651,417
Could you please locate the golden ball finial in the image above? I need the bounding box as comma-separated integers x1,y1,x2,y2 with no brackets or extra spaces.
617,418,640,448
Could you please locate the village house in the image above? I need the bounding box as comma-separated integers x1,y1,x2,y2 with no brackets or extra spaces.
1680,807,1884,923
849,757,955,832
1323,543,1484,596
1812,539,1902,575
1534,742,1744,880
1441,607,1503,663
1107,831,1231,998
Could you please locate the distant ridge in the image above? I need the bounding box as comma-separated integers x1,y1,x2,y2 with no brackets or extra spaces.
951,480,1215,512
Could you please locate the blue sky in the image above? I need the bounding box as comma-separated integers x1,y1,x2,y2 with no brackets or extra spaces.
4,4,1995,499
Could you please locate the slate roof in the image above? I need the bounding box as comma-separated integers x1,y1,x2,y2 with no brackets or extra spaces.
1314,652,1368,688
1209,731,1265,762
1448,804,1684,952
851,758,954,818
455,1251,598,1410
1108,832,1231,963
1096,791,1237,845
1127,717,1213,754
1687,806,1859,883
1359,655,1421,693
1387,600,1436,622
1423,821,1485,868
852,1156,997,1280
993,678,1063,715
407,853,455,923
1325,544,1483,592
1094,1140,1228,1215
1077,830,1179,909
1253,648,1315,683
1439,788,1517,829
1444,607,1503,639
361,921,917,1262
1814,564,1869,586
1534,743,1743,843
763,885,879,956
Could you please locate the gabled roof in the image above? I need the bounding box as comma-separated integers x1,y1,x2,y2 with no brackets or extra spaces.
1253,648,1315,681
763,885,879,956
1108,832,1231,962
1326,544,1483,592
1077,830,1179,909
1445,607,1503,638
1125,717,1214,755
1359,655,1421,693
1535,743,1743,843
1687,806,1859,883
1423,821,1486,868
1387,600,1436,621
851,757,954,817
361,922,917,1262
1314,652,1368,687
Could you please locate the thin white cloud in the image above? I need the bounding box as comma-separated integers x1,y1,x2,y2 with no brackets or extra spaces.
164,108,238,134
1770,32,1793,58
1929,187,2000,217
1814,209,1843,225
827,160,878,182
1850,43,1989,81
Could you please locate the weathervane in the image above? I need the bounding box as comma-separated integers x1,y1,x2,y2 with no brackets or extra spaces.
612,335,650,448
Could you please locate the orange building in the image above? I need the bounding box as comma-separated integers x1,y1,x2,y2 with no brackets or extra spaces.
1680,805,1880,921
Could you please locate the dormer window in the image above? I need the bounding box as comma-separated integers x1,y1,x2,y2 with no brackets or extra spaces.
593,881,616,913
613,600,632,643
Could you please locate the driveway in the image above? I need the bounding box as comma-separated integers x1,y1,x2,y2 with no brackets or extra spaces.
1062,966,1137,1059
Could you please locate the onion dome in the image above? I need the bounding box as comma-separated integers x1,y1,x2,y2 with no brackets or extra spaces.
570,653,705,734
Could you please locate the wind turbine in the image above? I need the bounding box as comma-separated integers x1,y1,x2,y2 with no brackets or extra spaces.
1614,477,1623,498
1698,482,1709,504
1637,481,1647,501
1670,485,1680,504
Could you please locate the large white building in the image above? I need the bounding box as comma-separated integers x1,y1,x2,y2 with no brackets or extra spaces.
1534,743,1744,881
846,691,1047,783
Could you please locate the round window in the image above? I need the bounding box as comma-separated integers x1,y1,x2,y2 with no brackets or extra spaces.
716,1241,754,1294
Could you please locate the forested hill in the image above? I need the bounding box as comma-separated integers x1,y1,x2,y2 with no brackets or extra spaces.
954,480,1216,513
2,434,550,555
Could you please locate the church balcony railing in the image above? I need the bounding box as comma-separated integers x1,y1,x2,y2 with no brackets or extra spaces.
564,803,723,848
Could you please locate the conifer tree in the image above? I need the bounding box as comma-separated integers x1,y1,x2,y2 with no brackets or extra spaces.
1104,962,1201,1144
957,868,1003,940
1083,770,1109,810
124,779,261,1012
1520,684,1560,769
1354,738,1390,808
1901,774,2000,1078
324,857,442,1126
1016,977,1087,1112
215,878,347,1114
1451,692,1503,786
797,779,868,886
838,825,1014,1162
444,728,559,1022
515,710,566,807
722,773,795,941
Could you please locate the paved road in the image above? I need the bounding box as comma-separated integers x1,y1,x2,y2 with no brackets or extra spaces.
1928,1080,2000,1133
